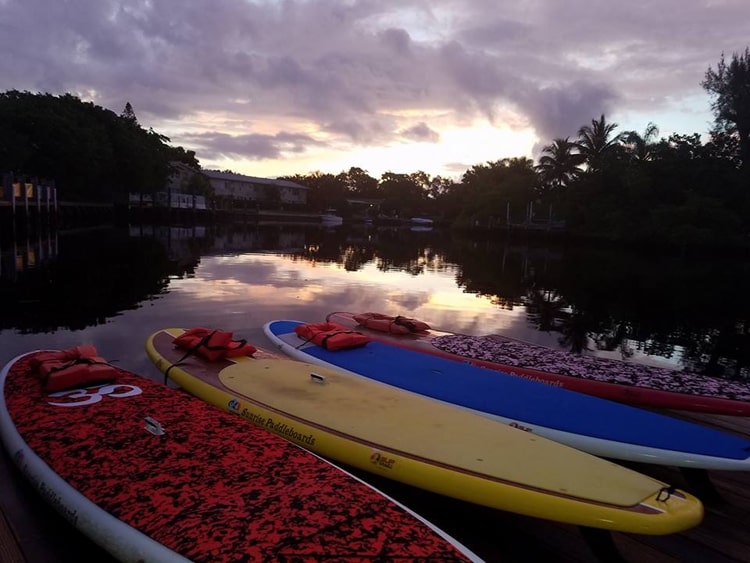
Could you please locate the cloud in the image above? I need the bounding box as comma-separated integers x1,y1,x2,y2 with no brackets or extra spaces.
400,122,440,142
520,81,620,142
1,0,747,177
181,131,317,160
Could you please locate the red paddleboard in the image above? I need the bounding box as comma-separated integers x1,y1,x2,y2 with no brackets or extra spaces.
0,349,480,562
326,311,750,416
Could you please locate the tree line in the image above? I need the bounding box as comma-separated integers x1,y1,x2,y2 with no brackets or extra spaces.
284,48,750,249
1,48,748,248
0,91,201,202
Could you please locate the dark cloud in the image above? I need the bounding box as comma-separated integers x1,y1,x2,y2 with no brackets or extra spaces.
182,131,317,160
401,122,440,142
320,115,395,143
518,81,620,141
378,28,414,56
0,0,747,175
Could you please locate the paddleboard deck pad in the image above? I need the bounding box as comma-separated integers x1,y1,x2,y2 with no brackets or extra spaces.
326,311,750,416
266,319,750,471
1,349,480,562
147,328,704,536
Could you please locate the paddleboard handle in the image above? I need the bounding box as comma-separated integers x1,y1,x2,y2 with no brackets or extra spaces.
656,485,675,501
144,416,166,436
310,372,327,384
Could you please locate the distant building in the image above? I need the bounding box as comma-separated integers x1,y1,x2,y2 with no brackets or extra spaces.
127,191,207,210
344,197,383,218
201,170,309,208
166,162,200,194
130,165,310,211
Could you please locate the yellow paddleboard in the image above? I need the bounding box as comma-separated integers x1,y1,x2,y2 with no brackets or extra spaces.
146,328,703,535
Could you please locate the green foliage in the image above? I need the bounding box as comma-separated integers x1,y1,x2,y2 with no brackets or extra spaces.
651,195,743,247
281,171,348,211
536,137,582,194
121,102,138,125
378,172,427,217
336,167,379,197
576,114,624,173
703,48,750,169
0,91,194,202
455,158,538,226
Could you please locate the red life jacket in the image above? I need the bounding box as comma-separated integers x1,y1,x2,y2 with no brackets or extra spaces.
172,327,257,361
294,322,370,351
29,345,117,392
353,312,431,334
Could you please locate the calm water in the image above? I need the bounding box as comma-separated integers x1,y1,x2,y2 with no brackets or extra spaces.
3,222,749,379
2,221,750,561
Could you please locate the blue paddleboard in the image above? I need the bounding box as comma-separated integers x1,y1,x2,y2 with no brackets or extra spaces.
264,320,750,471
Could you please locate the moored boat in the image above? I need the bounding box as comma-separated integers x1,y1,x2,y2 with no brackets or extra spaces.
321,209,343,225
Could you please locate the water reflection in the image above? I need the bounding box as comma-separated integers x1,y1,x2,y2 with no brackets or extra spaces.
0,230,59,280
1,223,748,381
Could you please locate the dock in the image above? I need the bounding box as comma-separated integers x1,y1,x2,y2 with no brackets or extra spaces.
1,408,749,562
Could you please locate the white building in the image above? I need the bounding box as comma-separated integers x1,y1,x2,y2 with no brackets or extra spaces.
130,165,309,211
202,170,309,207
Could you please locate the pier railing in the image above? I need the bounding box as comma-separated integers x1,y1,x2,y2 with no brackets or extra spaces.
0,174,60,234
0,173,58,215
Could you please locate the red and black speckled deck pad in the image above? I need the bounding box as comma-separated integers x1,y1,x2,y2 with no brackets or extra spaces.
4,352,470,562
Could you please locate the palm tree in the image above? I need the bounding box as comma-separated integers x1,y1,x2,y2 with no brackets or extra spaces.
622,122,660,162
576,114,623,173
536,137,583,193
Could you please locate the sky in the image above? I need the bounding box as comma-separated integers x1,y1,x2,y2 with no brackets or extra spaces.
1,0,747,181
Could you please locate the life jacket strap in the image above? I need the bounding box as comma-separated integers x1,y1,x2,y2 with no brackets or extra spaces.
165,329,218,383
165,328,258,384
